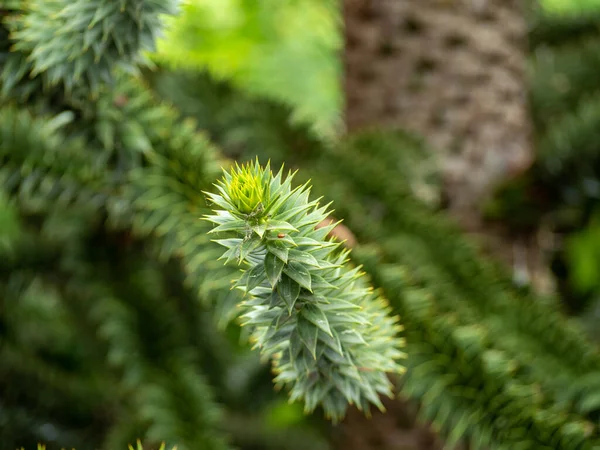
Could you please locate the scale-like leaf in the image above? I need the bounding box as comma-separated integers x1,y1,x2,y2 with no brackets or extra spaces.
267,239,290,263
284,260,312,291
212,238,242,249
265,252,285,287
209,218,247,234
301,303,333,336
277,274,300,314
339,329,367,345
267,232,296,247
244,264,265,293
289,249,320,267
297,317,319,359
252,222,267,237
268,290,282,308
266,219,298,232
239,237,261,261
289,329,303,361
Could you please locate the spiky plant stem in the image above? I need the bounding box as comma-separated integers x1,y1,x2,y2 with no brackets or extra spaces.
204,161,406,422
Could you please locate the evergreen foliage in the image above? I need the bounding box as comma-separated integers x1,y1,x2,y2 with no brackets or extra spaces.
490,3,600,317
152,0,342,138
205,161,405,421
19,442,177,450
6,0,177,96
0,0,386,448
148,67,600,449
310,135,600,449
3,0,600,449
518,4,600,215
0,1,329,449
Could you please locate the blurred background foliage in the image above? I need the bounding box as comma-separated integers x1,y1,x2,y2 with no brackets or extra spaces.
153,0,342,139
542,0,600,13
487,0,600,336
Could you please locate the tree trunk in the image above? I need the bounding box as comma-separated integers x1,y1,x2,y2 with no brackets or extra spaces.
344,0,532,222
336,0,537,449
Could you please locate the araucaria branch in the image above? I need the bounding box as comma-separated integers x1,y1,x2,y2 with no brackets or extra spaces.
204,161,406,422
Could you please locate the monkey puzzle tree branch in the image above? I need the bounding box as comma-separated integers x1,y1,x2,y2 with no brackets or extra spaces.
204,160,406,422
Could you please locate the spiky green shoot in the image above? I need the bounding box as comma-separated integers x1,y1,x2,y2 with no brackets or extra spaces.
7,0,179,95
204,160,406,422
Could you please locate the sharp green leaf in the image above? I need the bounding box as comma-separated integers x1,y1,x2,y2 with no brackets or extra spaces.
265,251,285,287
301,303,333,336
277,274,300,314
297,317,319,359
289,330,303,362
266,219,298,232
239,237,261,261
252,222,267,237
339,329,367,346
209,219,247,234
284,261,312,291
213,238,243,249
289,249,320,267
267,232,296,247
268,290,282,309
245,263,265,293
267,240,290,263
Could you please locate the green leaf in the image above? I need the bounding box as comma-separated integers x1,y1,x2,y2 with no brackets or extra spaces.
297,317,319,359
123,121,152,153
265,252,285,287
339,329,367,345
209,218,247,234
294,237,322,247
297,345,315,372
266,219,298,232
204,211,234,225
213,238,243,250
447,413,470,447
96,120,115,149
205,192,232,210
239,237,261,261
252,222,267,237
289,249,320,267
267,240,290,263
327,312,370,326
276,203,313,222
267,232,296,247
219,246,240,265
319,300,362,312
277,274,300,314
269,290,282,308
318,329,343,355
311,274,337,290
245,264,265,293
331,373,358,405
241,306,280,327
323,343,344,360
284,261,312,291
579,392,600,414
275,309,293,330
305,382,329,412
47,110,75,132
301,303,333,336
289,330,303,361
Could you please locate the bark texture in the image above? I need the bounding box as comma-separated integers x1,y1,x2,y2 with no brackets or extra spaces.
344,0,532,222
